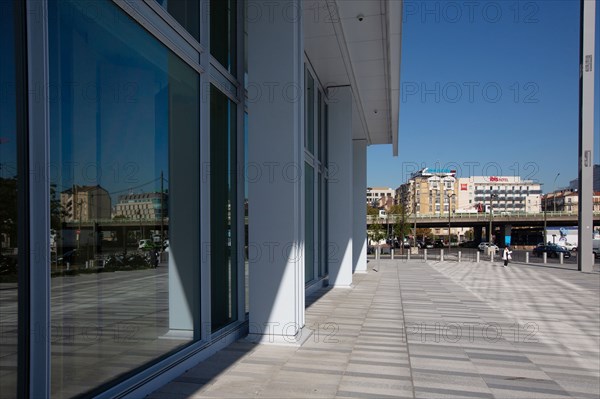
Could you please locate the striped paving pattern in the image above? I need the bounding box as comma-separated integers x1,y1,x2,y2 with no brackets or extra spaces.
148,260,599,398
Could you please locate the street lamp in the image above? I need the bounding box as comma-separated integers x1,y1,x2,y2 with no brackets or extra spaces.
447,193,455,251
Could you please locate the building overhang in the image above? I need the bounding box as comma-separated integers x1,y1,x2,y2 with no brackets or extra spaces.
304,0,402,155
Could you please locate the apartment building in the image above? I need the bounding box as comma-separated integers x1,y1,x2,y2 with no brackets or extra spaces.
114,192,168,220
59,185,112,222
396,168,458,216
366,187,394,206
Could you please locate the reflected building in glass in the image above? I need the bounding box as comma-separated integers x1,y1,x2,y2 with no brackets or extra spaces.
1,0,401,397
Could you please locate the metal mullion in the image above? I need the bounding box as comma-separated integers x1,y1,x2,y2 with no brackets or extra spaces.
235,0,246,323
112,0,204,75
142,0,204,53
199,0,212,344
209,55,242,99
25,0,51,397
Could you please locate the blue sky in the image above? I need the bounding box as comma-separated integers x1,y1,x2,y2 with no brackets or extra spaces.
368,0,599,193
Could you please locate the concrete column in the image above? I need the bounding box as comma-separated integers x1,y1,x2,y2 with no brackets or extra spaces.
328,86,353,287
578,0,595,272
352,139,367,273
247,0,305,341
474,226,483,243
496,225,505,247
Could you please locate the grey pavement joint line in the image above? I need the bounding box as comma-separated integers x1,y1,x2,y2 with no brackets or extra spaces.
394,259,417,399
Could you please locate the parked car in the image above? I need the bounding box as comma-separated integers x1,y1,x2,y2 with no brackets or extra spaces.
433,240,445,248
459,240,478,248
557,242,577,251
477,242,499,253
532,244,571,258
57,249,80,266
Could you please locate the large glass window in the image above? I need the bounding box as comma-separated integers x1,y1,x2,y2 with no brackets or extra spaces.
210,85,238,331
48,1,199,396
156,0,200,41
0,1,19,397
305,162,314,283
211,0,237,76
305,69,315,153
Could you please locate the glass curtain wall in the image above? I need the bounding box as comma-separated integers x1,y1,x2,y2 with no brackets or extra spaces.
211,0,237,76
304,68,315,283
0,1,19,397
304,66,328,282
155,0,200,40
210,85,238,332
48,1,199,396
210,0,242,331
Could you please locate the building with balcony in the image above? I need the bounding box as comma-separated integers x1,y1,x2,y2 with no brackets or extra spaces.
542,189,600,213
59,185,112,222
366,186,394,206
396,168,458,216
114,192,168,220
459,176,542,214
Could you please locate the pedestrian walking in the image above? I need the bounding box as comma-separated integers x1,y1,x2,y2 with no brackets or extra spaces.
502,246,512,267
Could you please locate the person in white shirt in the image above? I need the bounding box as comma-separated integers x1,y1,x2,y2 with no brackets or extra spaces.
502,246,512,267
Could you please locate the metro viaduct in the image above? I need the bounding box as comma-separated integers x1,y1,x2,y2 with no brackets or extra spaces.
367,212,600,244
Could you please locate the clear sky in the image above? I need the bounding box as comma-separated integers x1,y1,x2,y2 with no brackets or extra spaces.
368,0,599,193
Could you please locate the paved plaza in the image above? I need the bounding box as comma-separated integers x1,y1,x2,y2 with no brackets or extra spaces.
148,259,600,399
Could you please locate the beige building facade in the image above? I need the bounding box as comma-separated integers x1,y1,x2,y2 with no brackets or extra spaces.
396,168,458,216
60,185,112,222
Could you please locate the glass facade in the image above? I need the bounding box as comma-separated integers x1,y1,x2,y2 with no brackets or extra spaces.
0,0,342,396
304,66,328,282
210,85,238,331
305,162,314,283
156,0,200,40
0,1,18,397
48,0,198,396
211,0,237,76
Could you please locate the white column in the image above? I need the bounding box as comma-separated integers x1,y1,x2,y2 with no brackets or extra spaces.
578,0,595,272
247,0,304,342
328,86,353,287
353,139,367,273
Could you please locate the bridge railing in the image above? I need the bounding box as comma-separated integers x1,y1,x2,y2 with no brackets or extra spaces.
367,211,600,223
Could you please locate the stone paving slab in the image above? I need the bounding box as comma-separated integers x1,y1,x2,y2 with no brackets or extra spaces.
147,260,599,399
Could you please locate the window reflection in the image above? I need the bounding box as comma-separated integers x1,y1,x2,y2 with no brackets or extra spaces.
0,1,18,396
155,0,200,40
211,85,238,331
49,1,198,396
305,162,314,283
211,0,237,76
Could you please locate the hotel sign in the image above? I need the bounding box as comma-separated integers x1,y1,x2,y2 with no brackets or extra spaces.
488,176,509,182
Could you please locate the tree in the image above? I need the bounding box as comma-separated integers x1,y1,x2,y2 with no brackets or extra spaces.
416,228,432,242
388,204,412,254
366,205,379,217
